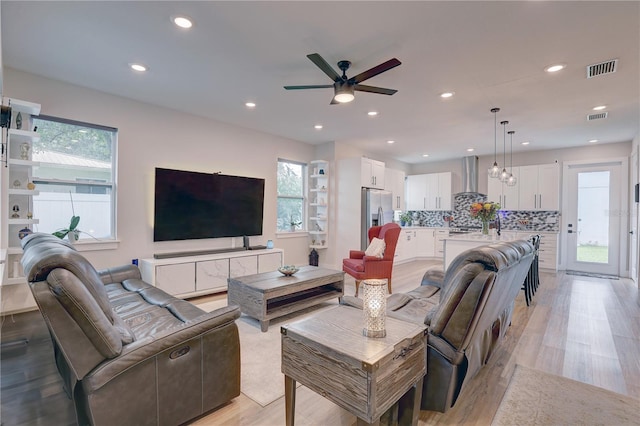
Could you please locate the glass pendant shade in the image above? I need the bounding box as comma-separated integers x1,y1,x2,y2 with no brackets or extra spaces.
499,168,510,182
489,162,501,178
488,107,501,179
507,173,517,186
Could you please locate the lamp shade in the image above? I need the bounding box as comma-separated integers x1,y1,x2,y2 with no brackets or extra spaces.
362,279,387,338
334,82,355,103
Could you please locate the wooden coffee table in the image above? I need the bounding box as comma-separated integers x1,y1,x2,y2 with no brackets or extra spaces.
227,265,344,332
281,306,427,425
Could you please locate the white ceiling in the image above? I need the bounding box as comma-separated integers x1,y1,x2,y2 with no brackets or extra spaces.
2,1,638,164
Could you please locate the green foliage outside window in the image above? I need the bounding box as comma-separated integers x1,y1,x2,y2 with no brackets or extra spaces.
277,160,306,231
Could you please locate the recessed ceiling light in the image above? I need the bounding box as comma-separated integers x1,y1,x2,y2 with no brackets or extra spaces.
440,92,455,98
173,16,193,29
545,64,565,73
589,139,598,143
314,124,323,130
368,111,378,116
592,105,607,111
130,63,147,72
387,140,395,144
521,141,530,145
467,148,474,152
422,154,429,157
245,102,256,108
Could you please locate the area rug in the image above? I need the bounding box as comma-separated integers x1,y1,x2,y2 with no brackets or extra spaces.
565,270,619,280
202,299,338,407
492,364,639,425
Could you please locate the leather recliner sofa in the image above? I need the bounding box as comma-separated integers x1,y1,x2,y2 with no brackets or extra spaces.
342,239,534,413
20,233,241,425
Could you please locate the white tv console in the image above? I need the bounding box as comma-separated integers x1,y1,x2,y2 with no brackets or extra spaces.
140,248,283,298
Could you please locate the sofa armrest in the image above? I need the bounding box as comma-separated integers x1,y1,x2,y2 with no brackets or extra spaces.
421,268,444,288
349,250,365,259
98,264,142,285
82,305,241,392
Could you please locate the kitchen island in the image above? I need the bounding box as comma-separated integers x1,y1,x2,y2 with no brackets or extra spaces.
443,230,559,271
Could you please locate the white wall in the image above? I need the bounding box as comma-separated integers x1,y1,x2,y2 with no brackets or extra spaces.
4,68,315,269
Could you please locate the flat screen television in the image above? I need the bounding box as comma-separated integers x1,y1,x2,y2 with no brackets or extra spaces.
153,168,265,242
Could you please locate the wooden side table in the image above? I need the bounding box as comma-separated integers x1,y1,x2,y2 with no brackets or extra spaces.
281,306,427,425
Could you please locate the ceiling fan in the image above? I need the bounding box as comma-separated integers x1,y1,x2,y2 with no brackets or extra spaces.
284,53,401,104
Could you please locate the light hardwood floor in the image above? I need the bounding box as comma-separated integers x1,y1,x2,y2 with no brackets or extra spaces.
2,260,639,425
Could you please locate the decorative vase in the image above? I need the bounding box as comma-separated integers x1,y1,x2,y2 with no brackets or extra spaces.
16,112,22,130
68,230,80,244
481,220,490,236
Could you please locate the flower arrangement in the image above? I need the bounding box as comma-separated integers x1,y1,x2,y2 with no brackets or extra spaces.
470,201,500,221
470,201,500,235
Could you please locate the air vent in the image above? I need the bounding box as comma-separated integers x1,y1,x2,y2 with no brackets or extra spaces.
587,112,608,121
587,59,618,78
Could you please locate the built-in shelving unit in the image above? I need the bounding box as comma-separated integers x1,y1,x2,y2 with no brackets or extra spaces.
308,160,329,249
2,97,42,313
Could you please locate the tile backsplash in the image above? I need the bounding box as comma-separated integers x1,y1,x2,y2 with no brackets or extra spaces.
408,193,560,232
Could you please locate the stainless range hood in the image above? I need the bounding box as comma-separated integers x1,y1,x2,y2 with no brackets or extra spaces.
459,156,483,194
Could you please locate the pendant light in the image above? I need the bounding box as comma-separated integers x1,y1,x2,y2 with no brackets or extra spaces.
507,130,517,187
499,120,510,182
488,107,501,178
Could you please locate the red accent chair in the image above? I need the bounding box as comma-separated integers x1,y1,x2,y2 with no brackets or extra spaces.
342,223,401,297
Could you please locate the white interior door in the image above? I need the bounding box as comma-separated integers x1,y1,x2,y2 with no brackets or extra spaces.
630,149,638,282
564,161,623,275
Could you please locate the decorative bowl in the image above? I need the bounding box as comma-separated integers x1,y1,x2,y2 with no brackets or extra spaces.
278,265,299,276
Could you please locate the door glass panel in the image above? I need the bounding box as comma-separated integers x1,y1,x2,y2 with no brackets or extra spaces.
577,171,609,263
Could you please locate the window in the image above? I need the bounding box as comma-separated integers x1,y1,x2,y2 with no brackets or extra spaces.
277,159,306,232
31,115,117,240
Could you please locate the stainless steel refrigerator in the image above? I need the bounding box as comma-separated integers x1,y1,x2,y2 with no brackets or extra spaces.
361,188,394,249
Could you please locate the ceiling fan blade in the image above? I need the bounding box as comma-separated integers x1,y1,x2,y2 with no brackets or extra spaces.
284,84,334,90
354,84,397,95
307,53,341,82
349,58,401,84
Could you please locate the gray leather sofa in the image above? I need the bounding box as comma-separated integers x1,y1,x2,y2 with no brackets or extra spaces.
21,233,241,425
342,240,534,413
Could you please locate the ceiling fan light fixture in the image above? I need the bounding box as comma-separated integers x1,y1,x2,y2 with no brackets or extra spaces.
334,84,355,103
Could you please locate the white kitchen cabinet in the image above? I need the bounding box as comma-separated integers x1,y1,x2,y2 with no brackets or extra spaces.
518,164,559,210
416,228,436,257
487,168,519,209
384,168,406,210
406,172,451,211
361,158,385,189
434,229,449,258
406,174,428,210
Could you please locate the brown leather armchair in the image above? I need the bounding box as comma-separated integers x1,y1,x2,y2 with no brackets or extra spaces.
342,223,401,297
21,233,241,425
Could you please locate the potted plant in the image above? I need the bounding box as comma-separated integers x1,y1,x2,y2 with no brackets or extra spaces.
53,192,81,243
399,212,412,226
289,216,302,232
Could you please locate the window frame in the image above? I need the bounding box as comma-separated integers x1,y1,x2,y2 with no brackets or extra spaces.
276,158,307,233
31,114,118,243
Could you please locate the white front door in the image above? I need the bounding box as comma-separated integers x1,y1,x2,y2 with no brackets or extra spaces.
564,160,625,275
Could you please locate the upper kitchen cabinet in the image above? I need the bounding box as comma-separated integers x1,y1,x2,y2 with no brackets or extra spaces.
405,174,428,210
360,157,385,189
425,172,452,210
405,172,451,211
518,163,560,210
487,168,519,209
384,168,405,210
